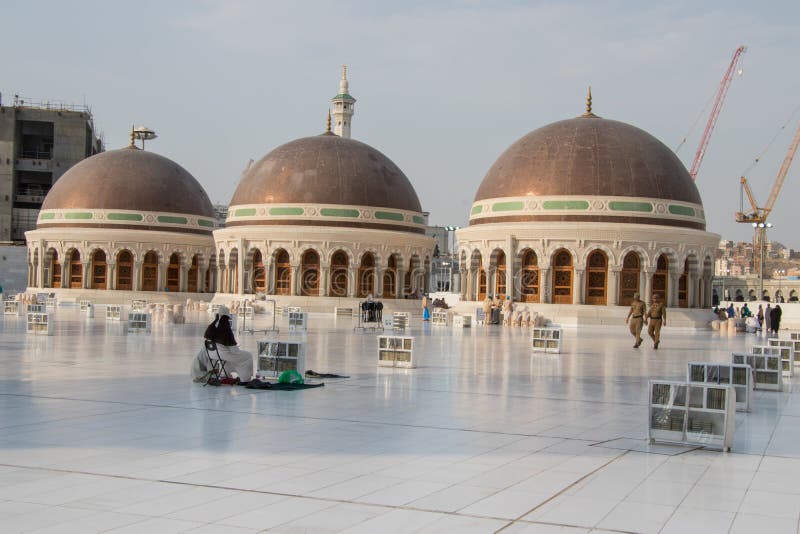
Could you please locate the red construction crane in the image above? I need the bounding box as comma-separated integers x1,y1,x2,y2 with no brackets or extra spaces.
687,45,747,180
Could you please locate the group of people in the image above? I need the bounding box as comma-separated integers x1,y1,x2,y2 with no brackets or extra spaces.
625,292,667,349
361,299,384,323
713,302,783,335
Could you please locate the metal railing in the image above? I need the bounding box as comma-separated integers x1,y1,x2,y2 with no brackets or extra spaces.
11,95,91,114
18,149,52,160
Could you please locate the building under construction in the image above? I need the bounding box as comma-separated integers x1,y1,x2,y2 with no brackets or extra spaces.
0,95,103,242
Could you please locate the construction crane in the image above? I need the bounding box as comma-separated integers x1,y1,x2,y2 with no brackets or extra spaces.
735,118,800,296
680,45,747,181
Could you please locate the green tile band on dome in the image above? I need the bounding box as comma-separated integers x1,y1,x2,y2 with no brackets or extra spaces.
107,213,143,221
542,200,590,210
157,215,188,224
492,201,524,212
668,205,695,217
269,207,304,216
413,215,426,224
375,211,404,221
320,208,360,218
39,212,55,220
471,205,483,215
64,212,93,220
198,219,215,227
609,201,653,213
234,208,257,217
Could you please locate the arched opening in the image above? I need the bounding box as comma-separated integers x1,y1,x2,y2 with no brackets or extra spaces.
790,290,798,302
384,254,398,298
141,251,159,291
329,251,349,297
358,252,375,297
652,254,669,304
748,289,756,301
678,258,690,308
520,249,540,303
300,249,320,296
736,289,744,302
217,250,226,292
50,250,62,288
585,250,608,305
68,250,83,289
206,253,216,293
551,249,573,304
405,255,419,296
166,253,181,292
90,250,107,290
252,250,266,293
187,255,199,293
228,249,238,294
116,250,133,290
775,290,783,303
762,289,770,302
494,250,507,297
274,249,291,295
619,251,641,306
471,251,486,301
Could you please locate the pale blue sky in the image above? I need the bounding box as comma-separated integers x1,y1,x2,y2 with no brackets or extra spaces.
4,0,799,245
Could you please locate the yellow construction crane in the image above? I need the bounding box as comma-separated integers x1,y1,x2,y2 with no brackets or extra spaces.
735,118,800,296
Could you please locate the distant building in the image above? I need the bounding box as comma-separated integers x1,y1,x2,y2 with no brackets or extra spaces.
213,204,228,228
0,95,103,242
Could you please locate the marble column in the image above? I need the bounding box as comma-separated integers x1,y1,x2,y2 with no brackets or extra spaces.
347,267,356,298
540,267,551,304
237,250,245,296
609,268,620,306
37,247,45,289
320,265,329,297
290,265,300,296
396,268,406,299
644,269,654,304
668,271,680,307
133,261,142,291
179,263,188,293
375,267,385,298
83,261,91,289
466,268,474,301
108,263,116,290
157,262,166,292
687,272,696,308
574,268,585,305
488,268,496,298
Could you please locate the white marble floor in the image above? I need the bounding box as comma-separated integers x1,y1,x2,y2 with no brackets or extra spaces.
1,308,799,533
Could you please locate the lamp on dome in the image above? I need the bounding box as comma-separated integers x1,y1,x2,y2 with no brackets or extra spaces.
132,126,158,150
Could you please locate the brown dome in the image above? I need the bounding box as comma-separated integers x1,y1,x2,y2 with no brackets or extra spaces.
41,147,215,217
230,133,422,212
476,116,702,204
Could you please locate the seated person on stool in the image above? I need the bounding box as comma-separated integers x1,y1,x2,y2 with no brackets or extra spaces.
191,305,253,382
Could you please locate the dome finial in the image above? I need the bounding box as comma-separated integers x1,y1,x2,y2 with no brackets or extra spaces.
129,124,136,147
586,85,592,114
580,86,598,118
342,64,347,80
326,109,332,132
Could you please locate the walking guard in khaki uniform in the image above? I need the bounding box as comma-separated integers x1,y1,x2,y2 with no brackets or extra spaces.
625,292,646,348
647,293,667,349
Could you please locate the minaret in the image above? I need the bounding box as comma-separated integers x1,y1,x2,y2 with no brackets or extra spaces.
331,65,356,138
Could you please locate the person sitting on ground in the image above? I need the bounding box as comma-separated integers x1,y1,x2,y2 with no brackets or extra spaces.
191,305,253,383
